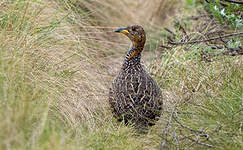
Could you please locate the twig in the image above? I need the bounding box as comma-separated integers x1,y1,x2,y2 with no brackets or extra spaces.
185,136,216,148
205,30,224,36
164,108,176,135
204,0,243,5
164,28,176,37
179,25,189,42
186,15,207,21
204,0,228,7
172,132,179,150
159,45,172,49
160,106,178,149
168,32,243,45
224,0,243,5
173,115,205,134
222,46,243,56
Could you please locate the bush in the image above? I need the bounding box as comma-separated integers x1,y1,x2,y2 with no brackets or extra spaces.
201,0,243,29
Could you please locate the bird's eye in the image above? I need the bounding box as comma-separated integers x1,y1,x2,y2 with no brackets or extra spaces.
138,35,142,42
130,31,137,35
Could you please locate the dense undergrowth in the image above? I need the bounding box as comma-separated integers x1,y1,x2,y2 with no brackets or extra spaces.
0,0,242,150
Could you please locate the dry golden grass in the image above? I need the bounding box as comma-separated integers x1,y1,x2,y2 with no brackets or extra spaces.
44,0,180,127
0,0,180,149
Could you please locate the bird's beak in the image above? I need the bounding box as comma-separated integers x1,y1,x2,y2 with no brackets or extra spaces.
114,27,129,35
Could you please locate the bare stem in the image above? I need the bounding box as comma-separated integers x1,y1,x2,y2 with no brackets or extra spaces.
168,32,243,45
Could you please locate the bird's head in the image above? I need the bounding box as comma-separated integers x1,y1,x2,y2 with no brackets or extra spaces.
115,25,146,59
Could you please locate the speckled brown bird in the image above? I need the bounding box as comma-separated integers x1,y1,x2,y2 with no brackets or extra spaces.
109,25,163,129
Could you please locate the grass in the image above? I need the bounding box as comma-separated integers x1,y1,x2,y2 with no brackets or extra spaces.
156,46,243,149
0,0,242,150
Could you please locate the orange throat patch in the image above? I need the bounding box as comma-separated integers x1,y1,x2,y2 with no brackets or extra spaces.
128,50,139,59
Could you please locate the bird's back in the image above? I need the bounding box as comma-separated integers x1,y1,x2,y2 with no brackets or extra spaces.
109,64,163,127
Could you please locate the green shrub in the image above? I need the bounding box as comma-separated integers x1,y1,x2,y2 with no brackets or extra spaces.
202,0,243,29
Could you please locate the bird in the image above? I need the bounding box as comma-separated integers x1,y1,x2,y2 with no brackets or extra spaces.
109,25,163,129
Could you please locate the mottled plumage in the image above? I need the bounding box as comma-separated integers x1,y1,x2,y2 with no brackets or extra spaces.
109,25,163,128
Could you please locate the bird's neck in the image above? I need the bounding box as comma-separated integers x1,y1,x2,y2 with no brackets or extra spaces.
122,46,143,69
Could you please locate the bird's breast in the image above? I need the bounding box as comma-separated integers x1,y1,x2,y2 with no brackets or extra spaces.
113,66,156,105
